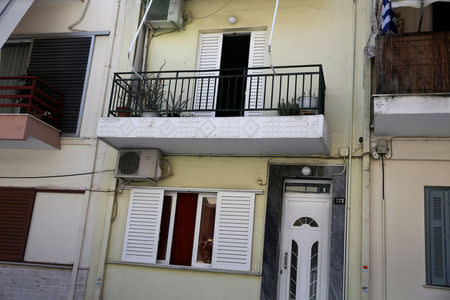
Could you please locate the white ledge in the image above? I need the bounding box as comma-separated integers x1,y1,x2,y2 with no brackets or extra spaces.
373,95,450,137
107,260,260,276
97,115,330,155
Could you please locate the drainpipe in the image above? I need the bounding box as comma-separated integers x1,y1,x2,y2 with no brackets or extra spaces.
344,0,358,299
361,0,372,298
94,180,118,299
93,1,148,299
66,0,123,299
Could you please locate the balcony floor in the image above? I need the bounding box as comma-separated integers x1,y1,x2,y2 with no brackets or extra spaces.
0,114,61,149
373,94,450,136
97,115,330,156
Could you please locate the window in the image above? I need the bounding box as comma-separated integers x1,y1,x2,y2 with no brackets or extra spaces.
122,189,255,271
425,187,450,287
0,188,83,264
0,37,92,134
0,188,36,262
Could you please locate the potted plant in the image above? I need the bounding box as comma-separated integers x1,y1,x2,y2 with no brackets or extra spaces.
278,98,300,116
138,74,165,117
165,92,190,117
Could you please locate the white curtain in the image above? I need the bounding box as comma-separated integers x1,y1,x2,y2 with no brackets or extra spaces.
391,0,450,8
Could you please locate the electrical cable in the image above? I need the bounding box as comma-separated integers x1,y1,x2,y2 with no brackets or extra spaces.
0,169,114,179
68,0,91,32
191,0,233,19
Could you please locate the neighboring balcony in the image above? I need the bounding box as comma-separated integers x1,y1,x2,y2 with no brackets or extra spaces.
97,65,330,155
0,76,62,149
373,32,450,136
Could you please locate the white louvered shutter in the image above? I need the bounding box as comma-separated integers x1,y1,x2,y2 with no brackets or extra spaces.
212,192,255,271
245,31,266,116
193,33,223,117
122,188,164,263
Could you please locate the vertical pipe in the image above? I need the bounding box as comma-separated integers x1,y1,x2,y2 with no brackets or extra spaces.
344,1,358,300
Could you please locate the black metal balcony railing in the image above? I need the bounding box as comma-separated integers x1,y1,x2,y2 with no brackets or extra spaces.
108,65,326,117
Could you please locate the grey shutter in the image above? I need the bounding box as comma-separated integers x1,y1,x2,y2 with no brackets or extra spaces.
27,37,92,134
0,43,30,113
426,188,448,286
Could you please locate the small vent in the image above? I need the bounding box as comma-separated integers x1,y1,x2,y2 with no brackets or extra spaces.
118,152,140,175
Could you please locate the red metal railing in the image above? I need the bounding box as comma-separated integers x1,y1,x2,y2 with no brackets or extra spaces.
0,76,63,128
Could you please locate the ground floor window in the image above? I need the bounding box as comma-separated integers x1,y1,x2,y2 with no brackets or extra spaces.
425,187,450,287
122,188,255,271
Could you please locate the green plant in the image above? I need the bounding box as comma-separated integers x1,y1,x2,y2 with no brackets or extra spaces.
137,75,166,112
278,98,300,116
165,92,190,116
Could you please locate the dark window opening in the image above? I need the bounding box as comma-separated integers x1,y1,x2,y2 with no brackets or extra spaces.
0,188,36,262
169,193,198,266
27,37,91,134
433,2,450,32
216,34,250,117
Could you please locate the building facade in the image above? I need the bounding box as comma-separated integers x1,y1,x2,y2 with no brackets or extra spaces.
0,0,127,299
369,1,450,300
95,0,371,300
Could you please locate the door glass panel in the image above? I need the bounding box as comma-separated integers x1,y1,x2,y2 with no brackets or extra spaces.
293,217,318,228
289,240,298,300
196,196,217,263
309,241,319,300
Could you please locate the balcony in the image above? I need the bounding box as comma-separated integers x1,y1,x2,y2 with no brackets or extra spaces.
97,65,330,155
0,76,62,149
373,32,450,136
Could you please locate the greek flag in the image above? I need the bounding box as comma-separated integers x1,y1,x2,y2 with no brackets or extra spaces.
382,0,397,34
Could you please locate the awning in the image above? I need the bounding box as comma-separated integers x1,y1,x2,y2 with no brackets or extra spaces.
391,0,450,8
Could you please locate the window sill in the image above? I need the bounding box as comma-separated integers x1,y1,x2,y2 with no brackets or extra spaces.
0,260,88,270
107,260,260,276
423,284,450,291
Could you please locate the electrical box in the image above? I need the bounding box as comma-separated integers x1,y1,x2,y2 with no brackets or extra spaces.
376,139,389,155
146,0,184,30
114,149,162,181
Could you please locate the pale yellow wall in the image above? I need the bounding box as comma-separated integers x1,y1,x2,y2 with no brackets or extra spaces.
144,0,360,156
98,155,369,300
370,139,450,300
103,264,261,300
14,0,114,33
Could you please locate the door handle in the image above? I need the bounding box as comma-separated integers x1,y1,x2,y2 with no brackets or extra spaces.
283,252,288,269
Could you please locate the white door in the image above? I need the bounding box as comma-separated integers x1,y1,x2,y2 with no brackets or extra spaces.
194,31,266,117
278,181,331,300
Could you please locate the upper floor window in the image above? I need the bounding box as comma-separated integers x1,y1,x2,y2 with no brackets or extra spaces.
0,37,92,135
425,187,450,287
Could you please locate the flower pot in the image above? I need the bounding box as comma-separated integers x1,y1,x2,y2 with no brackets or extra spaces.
298,96,318,109
117,106,131,117
141,111,161,117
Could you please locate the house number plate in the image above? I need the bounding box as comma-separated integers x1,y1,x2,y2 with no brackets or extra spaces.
334,197,345,205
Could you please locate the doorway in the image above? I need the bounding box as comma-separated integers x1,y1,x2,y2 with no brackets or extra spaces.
278,180,331,300
216,33,250,117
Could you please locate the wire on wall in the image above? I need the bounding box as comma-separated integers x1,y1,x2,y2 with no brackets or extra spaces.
68,0,91,32
191,0,233,19
0,169,114,179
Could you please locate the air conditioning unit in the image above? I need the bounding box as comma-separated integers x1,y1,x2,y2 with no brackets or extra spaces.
114,149,162,181
147,0,184,30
